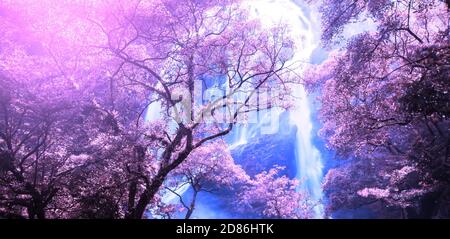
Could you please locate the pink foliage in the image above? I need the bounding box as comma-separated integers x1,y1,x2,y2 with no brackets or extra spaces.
238,167,314,219
310,0,449,218
0,0,300,219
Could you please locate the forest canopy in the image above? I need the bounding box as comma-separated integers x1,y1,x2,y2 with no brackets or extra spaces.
0,0,449,219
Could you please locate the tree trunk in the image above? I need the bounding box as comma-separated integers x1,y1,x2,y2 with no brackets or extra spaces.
126,174,165,219
27,204,46,219
35,207,46,219
27,190,47,219
127,146,194,219
185,189,198,219
127,181,137,213
401,208,408,219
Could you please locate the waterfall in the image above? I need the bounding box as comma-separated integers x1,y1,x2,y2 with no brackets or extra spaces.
242,0,325,218
145,100,161,122
290,86,324,218
146,0,325,219
229,123,248,150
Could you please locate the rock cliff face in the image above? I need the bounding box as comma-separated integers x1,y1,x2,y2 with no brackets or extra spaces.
231,113,298,178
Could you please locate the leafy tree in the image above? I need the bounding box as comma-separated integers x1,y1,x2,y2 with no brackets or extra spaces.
165,140,249,219
0,0,304,218
307,0,449,218
237,166,314,219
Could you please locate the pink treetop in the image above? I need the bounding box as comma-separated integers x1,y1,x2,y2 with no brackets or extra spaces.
238,166,314,219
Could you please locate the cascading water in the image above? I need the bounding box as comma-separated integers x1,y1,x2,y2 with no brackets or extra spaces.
146,0,325,218
290,86,324,218
237,0,325,218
